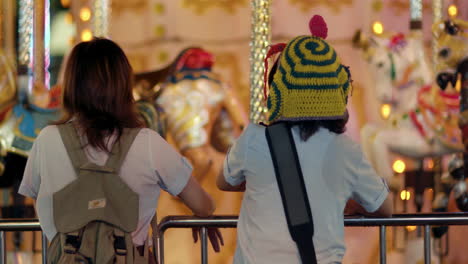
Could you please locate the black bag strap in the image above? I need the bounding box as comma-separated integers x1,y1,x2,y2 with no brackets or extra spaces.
265,122,317,264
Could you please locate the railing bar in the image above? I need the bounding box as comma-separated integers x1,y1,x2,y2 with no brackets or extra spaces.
0,231,5,264
42,232,47,264
159,230,165,264
201,227,208,264
157,218,468,232
379,226,386,264
424,225,431,264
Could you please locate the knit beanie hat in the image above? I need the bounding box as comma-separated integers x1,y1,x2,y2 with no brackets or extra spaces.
264,15,352,123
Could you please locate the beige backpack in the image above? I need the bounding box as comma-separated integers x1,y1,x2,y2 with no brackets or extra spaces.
47,123,147,264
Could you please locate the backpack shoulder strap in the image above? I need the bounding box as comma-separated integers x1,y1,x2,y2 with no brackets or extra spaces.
105,128,142,171
265,122,317,264
58,123,88,174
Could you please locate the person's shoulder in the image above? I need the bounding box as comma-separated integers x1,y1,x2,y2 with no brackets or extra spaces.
136,127,170,145
328,133,363,158
240,122,266,141
36,125,60,141
246,122,265,133
136,127,162,139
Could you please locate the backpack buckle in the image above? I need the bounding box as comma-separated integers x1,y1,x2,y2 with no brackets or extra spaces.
114,235,127,256
64,234,80,254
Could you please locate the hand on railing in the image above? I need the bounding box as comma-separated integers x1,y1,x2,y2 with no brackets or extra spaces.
192,227,224,252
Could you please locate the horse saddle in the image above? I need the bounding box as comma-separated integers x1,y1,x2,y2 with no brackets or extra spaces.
12,103,60,154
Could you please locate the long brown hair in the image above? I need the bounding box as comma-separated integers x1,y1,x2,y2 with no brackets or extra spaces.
55,37,143,151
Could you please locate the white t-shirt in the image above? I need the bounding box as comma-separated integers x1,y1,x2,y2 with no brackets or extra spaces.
19,126,192,245
224,123,389,264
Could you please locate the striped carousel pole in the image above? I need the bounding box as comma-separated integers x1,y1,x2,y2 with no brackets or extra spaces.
249,0,271,124
2,0,16,59
92,0,111,37
410,0,423,31
28,0,50,90
33,0,46,85
432,0,444,69
18,0,34,93
73,0,110,43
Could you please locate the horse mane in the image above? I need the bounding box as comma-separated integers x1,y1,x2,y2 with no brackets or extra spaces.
133,46,201,90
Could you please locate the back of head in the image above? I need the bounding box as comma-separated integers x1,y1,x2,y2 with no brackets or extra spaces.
58,38,142,151
264,15,352,140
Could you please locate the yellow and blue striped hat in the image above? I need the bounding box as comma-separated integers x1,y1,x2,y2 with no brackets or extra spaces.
266,15,351,123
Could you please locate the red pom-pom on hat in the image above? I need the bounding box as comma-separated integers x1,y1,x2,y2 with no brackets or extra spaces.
309,15,328,39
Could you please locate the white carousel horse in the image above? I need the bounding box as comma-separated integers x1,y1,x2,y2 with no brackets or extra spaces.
355,31,433,115
155,47,246,184
354,31,463,183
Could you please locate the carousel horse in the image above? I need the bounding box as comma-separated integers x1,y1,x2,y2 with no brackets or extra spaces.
0,51,61,250
353,31,463,187
0,59,61,189
134,48,246,263
353,30,433,115
433,19,468,213
153,47,247,184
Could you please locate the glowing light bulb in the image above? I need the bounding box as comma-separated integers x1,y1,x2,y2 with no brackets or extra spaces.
380,104,391,119
393,159,406,174
80,7,92,22
427,159,434,169
406,226,417,232
64,12,73,24
373,21,384,35
448,5,458,17
81,29,92,42
400,190,411,201
60,0,70,8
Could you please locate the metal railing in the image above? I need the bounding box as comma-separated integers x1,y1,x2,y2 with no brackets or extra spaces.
158,213,468,264
1,213,468,264
0,219,45,264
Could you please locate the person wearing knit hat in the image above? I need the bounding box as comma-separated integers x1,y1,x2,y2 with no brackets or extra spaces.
265,16,351,123
218,15,392,263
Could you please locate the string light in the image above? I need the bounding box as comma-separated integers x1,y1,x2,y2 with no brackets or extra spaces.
372,21,384,35
400,190,411,201
448,4,458,17
81,29,93,42
393,159,406,173
380,104,391,119
80,7,92,22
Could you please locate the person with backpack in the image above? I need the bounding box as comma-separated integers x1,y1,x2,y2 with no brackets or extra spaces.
217,15,393,263
18,38,223,263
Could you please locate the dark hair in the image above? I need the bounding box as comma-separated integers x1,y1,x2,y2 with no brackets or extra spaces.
268,58,348,141
289,117,348,141
55,37,143,151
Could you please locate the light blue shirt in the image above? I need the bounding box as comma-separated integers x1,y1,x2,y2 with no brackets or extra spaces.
224,123,389,264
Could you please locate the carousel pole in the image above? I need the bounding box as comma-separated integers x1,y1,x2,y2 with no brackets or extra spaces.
431,0,445,202
19,0,34,93
410,0,423,31
249,0,271,124
92,0,111,37
3,0,16,60
0,1,4,50
432,0,444,69
33,0,46,85
408,0,427,214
